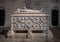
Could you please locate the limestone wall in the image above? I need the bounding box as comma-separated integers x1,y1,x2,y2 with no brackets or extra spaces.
0,0,60,27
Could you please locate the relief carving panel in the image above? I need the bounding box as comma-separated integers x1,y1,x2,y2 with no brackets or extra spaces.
11,16,48,30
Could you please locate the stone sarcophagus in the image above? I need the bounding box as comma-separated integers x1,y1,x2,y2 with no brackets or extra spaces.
7,8,53,39
11,13,48,30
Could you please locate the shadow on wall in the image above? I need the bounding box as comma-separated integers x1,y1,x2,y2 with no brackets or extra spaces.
49,27,60,39
0,27,10,38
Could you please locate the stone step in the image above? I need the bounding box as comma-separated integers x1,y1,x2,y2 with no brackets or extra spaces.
14,33,27,38
32,33,46,38
6,38,46,42
9,33,46,38
5,38,32,42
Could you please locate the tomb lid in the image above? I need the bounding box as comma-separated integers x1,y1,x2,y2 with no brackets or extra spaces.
13,8,47,14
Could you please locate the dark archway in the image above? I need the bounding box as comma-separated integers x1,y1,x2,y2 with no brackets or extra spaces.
51,9,58,26
0,9,5,26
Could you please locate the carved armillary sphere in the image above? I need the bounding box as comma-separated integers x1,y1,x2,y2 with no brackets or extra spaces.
52,0,59,3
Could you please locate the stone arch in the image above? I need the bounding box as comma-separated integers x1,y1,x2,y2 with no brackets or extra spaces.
51,6,59,26
0,6,5,26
